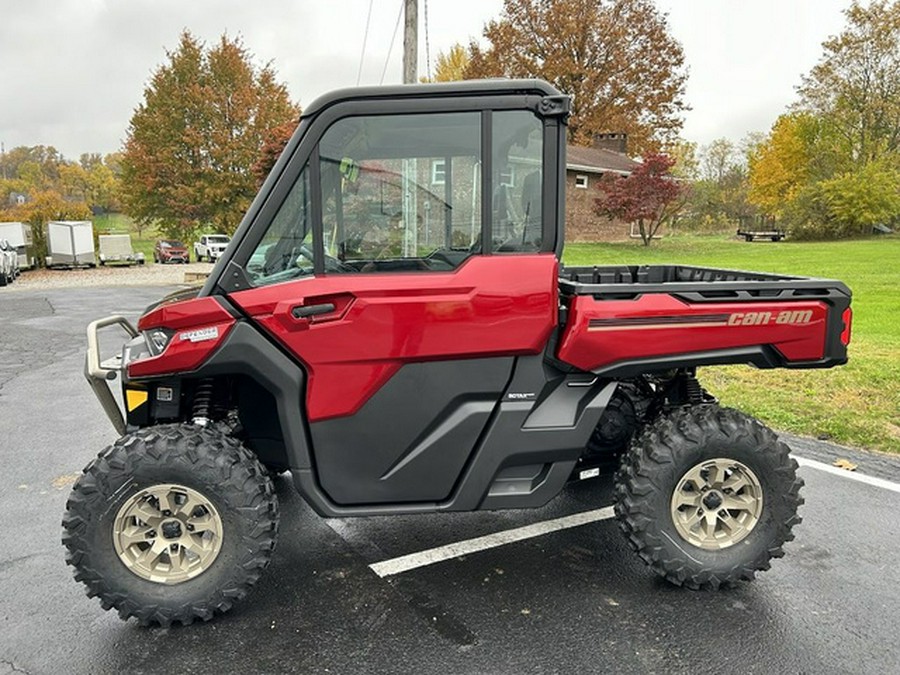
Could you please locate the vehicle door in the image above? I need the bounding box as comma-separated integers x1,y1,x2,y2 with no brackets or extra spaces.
228,100,560,505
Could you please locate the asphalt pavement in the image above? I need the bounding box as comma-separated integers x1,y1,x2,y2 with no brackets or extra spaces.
1,286,899,675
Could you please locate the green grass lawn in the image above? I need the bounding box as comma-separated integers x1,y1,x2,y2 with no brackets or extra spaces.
564,235,900,454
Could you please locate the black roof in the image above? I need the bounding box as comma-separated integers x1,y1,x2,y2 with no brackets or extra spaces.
302,79,563,118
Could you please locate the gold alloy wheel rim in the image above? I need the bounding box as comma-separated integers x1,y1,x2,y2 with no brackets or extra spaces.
670,458,764,551
112,483,224,584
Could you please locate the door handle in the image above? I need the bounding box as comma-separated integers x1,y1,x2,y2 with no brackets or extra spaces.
292,303,336,319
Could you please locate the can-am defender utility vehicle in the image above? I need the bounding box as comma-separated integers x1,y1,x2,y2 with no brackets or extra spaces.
66,80,852,626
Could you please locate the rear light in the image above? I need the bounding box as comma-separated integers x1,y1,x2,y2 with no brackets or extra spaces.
840,307,852,346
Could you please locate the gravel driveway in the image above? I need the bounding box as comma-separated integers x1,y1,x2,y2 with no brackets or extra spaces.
2,262,211,291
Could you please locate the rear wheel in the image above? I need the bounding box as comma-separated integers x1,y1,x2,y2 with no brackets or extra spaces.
615,404,802,589
62,424,278,625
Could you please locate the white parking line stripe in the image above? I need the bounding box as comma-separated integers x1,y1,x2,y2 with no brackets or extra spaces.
369,506,615,578
793,455,900,494
368,456,900,579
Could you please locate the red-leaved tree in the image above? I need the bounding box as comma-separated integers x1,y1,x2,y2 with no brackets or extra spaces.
594,153,687,246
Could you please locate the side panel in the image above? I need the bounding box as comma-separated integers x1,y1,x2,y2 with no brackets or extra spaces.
230,254,558,422
47,223,70,258
73,222,95,263
310,358,512,504
557,293,830,373
99,235,132,257
291,356,616,516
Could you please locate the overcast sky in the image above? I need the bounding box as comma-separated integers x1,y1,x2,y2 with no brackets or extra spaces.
0,0,851,159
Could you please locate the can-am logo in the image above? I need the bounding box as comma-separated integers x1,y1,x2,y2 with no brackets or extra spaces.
728,310,813,326
179,326,220,343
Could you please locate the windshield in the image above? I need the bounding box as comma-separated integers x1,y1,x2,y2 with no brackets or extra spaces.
161,240,184,248
208,236,230,244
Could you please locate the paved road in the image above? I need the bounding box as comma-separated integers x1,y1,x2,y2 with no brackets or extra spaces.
1,287,899,675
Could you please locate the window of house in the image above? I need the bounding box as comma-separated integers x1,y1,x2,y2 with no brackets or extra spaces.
318,112,482,273
575,174,589,189
431,159,446,185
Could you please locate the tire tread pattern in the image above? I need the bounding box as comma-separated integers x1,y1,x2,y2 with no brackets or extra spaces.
614,404,803,590
62,424,278,626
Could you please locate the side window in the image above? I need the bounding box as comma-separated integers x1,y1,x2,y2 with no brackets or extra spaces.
491,111,543,252
319,112,482,273
247,165,315,286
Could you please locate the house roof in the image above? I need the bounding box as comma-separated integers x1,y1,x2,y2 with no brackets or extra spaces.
566,144,639,176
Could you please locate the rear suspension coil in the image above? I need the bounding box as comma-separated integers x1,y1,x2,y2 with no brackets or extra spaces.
191,378,214,425
684,374,704,404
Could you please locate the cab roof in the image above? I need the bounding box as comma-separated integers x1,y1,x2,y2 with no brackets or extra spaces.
301,79,563,118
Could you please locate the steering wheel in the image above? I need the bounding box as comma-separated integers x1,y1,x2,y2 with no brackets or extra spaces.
297,244,355,273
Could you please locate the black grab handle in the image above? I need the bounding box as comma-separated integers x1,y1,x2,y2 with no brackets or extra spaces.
292,303,336,319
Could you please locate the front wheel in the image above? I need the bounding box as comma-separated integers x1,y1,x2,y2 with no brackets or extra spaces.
62,424,278,625
615,404,802,590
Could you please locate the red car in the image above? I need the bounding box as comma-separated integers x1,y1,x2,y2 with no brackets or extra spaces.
153,239,190,264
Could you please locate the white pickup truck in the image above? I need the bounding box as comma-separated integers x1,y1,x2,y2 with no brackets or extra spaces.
194,234,231,262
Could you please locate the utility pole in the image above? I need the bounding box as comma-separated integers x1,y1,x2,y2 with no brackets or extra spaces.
401,0,418,256
402,0,418,84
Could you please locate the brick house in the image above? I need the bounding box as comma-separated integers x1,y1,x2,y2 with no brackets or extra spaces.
565,133,640,241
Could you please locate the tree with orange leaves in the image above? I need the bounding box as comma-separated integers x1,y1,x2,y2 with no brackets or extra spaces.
122,32,299,242
465,0,687,155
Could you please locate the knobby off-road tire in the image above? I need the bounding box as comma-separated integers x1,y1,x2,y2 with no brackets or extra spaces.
62,424,279,626
614,404,803,590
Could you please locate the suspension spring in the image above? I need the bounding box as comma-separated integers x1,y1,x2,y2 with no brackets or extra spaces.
684,374,704,404
191,378,214,426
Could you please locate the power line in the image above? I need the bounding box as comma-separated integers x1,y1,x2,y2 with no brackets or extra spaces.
380,0,405,85
356,0,374,85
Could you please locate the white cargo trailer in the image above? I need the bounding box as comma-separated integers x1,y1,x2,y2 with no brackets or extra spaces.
46,221,96,267
98,234,144,265
0,221,34,269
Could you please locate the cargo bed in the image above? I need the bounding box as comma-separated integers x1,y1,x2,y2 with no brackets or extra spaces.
556,264,852,377
560,264,849,296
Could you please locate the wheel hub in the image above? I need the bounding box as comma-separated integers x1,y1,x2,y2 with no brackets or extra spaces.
112,483,224,585
161,520,183,539
670,458,763,551
702,491,723,510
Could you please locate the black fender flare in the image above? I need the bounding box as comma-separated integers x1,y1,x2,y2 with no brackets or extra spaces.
194,321,314,470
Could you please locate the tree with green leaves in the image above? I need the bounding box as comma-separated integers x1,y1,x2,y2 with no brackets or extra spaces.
121,31,299,242
798,0,900,167
748,1,900,239
465,0,687,155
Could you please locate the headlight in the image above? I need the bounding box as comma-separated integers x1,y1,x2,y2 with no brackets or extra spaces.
144,328,174,356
